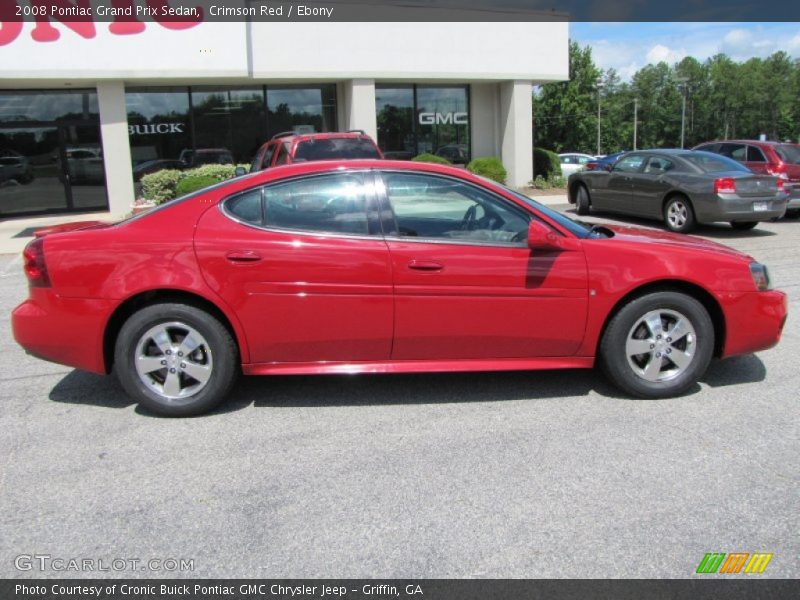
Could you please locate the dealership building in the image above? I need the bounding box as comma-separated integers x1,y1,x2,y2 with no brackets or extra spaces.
0,10,568,217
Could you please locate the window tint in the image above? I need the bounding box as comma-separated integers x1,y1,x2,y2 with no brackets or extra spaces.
775,144,800,164
263,174,369,235
294,138,381,160
747,146,766,162
719,143,746,161
274,144,289,165
684,153,750,173
644,156,674,174
613,155,645,173
261,145,276,169
226,189,263,224
382,172,529,245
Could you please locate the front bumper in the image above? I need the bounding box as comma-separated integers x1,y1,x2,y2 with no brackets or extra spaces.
717,290,788,358
12,290,113,374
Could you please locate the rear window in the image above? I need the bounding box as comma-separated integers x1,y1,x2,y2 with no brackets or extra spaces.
683,152,750,173
774,144,800,164
294,138,381,161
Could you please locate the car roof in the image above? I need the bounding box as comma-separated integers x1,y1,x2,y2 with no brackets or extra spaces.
698,139,795,147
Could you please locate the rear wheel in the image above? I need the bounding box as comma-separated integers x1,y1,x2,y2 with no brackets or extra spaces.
114,303,238,417
730,221,758,230
575,184,591,215
663,195,696,233
599,292,714,398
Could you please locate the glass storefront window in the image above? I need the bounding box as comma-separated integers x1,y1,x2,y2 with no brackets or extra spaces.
192,87,266,165
0,90,107,217
376,85,470,164
376,86,415,160
266,86,337,138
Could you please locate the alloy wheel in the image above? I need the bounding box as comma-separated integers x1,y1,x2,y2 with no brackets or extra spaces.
625,309,697,382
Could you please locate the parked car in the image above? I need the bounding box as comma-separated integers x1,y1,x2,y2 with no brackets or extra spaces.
558,152,596,177
435,144,470,165
249,131,383,172
13,160,787,416
693,140,800,216
64,147,104,184
568,149,787,232
0,155,33,184
585,151,628,171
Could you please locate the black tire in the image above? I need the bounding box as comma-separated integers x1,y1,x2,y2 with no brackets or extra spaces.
785,209,800,219
575,184,591,216
599,291,714,399
114,303,239,417
663,195,696,233
730,221,758,231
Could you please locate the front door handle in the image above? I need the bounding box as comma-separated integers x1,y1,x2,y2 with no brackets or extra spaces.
407,259,443,272
226,250,262,263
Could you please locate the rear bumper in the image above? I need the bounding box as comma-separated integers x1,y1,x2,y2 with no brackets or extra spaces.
718,290,788,358
698,195,787,223
12,291,113,374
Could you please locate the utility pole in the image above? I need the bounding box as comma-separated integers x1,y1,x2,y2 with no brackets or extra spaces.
596,79,604,156
676,76,689,148
633,97,638,151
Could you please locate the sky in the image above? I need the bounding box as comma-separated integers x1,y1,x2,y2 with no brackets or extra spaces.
570,22,800,80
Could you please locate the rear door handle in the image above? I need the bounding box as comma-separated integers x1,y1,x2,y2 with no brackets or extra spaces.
407,259,443,272
226,250,262,263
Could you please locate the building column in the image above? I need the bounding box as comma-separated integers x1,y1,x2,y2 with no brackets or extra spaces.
342,79,377,141
97,81,134,216
470,83,500,158
499,80,533,188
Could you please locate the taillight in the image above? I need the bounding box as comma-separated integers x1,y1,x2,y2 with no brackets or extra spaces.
777,179,785,192
22,238,51,287
714,177,736,194
586,162,598,170
766,164,788,179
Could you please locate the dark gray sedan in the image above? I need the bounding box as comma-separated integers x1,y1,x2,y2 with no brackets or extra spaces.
567,149,788,232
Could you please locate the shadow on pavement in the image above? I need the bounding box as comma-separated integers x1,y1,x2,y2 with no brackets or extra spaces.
46,355,766,415
702,354,767,388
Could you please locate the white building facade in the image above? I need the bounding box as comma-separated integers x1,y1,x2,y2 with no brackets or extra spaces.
0,16,568,217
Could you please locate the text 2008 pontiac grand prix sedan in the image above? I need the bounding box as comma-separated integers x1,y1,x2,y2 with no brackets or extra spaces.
13,160,788,416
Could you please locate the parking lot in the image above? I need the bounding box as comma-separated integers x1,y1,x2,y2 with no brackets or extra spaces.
0,207,797,579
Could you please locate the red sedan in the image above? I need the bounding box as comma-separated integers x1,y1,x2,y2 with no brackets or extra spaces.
12,161,788,416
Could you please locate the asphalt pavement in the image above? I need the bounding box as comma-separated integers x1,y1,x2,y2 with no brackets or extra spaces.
0,208,797,579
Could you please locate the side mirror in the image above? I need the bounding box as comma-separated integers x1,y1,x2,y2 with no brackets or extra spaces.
234,166,247,177
527,220,579,251
604,163,614,172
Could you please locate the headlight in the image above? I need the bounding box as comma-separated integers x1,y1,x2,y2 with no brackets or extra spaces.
749,262,771,291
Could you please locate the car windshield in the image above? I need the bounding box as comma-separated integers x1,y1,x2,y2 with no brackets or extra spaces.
683,152,750,173
294,138,381,161
774,144,800,164
505,188,592,239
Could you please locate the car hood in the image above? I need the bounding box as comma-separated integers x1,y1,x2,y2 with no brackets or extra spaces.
603,224,752,260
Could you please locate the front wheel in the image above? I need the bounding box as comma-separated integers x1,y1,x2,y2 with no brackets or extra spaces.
114,303,239,417
599,292,714,398
730,221,758,231
663,196,696,233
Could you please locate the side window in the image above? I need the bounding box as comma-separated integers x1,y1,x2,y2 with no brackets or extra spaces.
225,189,263,225
577,156,591,165
382,172,529,245
561,156,574,164
719,143,746,161
643,157,674,174
260,144,277,169
747,146,766,162
273,144,289,166
263,173,370,235
614,155,646,173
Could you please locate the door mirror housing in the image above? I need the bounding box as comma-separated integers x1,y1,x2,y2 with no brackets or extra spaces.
234,166,247,177
527,220,580,251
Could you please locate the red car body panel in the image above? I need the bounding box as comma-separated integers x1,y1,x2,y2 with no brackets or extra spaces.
11,160,788,380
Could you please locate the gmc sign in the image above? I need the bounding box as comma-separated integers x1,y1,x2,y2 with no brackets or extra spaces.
418,112,468,125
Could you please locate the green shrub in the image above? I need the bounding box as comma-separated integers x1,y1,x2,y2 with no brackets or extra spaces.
175,175,219,197
466,156,507,184
530,174,568,190
140,163,250,204
412,153,451,165
533,147,562,180
140,169,183,204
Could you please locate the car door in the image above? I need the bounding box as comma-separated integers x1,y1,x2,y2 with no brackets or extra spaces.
593,153,646,213
194,171,393,364
626,155,676,217
376,170,588,360
745,145,769,175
